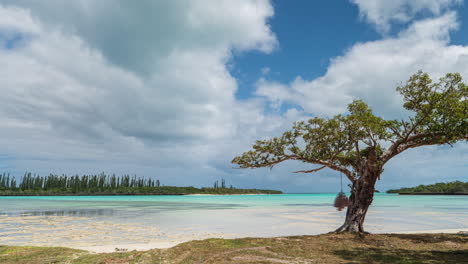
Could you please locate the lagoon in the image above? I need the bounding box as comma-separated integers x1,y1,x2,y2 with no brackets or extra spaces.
1,194,467,252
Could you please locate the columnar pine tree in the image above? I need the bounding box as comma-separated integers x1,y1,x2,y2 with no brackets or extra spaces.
1,173,162,193
232,72,467,233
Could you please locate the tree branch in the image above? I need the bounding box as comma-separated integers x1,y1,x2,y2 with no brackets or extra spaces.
285,155,356,183
354,141,361,161
236,157,291,169
293,166,326,173
367,128,377,146
388,126,403,139
381,132,447,163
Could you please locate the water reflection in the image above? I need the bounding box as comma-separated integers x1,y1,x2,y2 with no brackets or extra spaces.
25,209,116,217
282,203,332,207
0,209,117,217
0,201,248,217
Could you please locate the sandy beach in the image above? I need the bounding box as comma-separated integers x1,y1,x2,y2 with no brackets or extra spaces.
1,211,467,253
74,228,468,253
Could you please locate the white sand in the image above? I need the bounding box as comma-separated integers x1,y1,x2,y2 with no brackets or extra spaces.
2,207,466,253
71,228,468,253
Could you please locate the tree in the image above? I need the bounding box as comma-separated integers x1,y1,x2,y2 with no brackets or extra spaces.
232,71,467,233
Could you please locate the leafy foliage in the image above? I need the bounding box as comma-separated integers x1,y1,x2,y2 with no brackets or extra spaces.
387,181,468,194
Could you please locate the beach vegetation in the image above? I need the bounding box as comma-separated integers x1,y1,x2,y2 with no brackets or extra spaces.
0,173,281,195
1,233,467,263
387,181,468,194
233,71,468,233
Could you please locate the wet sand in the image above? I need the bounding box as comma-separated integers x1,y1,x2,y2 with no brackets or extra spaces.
0,214,234,252
1,212,467,253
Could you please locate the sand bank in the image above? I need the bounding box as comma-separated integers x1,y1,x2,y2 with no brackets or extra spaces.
71,228,468,253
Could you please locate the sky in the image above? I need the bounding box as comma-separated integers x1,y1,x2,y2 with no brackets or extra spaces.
0,0,466,193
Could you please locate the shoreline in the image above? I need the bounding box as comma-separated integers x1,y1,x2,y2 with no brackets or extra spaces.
0,192,281,197
24,228,468,253
2,233,466,263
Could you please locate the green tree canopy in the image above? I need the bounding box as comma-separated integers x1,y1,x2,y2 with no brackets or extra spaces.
233,71,467,183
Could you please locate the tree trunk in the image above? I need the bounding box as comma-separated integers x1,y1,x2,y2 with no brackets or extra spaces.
335,168,380,233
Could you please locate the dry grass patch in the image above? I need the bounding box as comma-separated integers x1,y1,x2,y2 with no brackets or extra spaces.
0,233,466,263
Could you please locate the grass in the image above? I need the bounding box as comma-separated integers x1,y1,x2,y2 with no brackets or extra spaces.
0,233,467,263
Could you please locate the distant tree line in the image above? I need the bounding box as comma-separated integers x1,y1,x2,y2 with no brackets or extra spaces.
0,172,160,192
0,173,282,195
387,181,468,194
0,173,16,189
213,178,233,189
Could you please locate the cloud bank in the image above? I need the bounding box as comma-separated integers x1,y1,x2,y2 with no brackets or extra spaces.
0,1,300,187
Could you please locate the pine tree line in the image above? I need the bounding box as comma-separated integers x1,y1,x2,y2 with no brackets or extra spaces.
0,173,16,189
213,178,232,189
0,173,282,195
0,172,161,192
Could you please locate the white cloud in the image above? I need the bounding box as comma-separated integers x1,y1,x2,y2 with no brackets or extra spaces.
256,78,292,110
0,0,277,76
261,67,271,75
0,1,277,141
0,1,289,187
0,6,39,34
350,0,461,33
256,12,467,119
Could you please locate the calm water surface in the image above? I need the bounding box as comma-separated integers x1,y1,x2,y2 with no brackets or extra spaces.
0,194,467,248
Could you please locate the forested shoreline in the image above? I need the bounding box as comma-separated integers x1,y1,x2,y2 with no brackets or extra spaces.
387,181,468,194
0,173,282,195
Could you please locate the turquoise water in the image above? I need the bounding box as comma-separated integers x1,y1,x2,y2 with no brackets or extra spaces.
1,193,467,216
0,194,467,248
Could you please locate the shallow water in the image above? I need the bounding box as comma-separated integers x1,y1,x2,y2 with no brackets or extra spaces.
0,194,467,248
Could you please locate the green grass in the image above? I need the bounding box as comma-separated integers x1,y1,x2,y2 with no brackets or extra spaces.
0,245,85,264
1,233,467,263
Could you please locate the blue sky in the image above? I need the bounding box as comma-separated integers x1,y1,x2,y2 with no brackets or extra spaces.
0,0,466,192
234,0,379,100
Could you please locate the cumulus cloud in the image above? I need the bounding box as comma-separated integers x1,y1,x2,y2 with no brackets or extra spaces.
0,1,291,187
1,0,277,75
0,1,277,141
350,0,461,33
256,12,467,118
